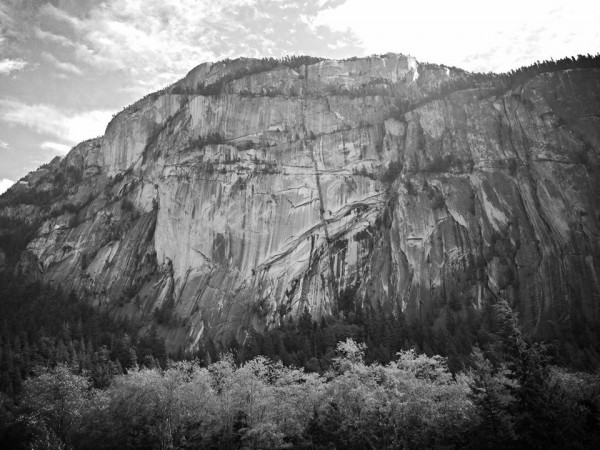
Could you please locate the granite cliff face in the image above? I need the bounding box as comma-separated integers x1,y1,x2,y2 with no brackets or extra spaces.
1,54,599,351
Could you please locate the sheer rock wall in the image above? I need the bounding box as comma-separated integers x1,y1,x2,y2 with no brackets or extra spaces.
2,55,599,351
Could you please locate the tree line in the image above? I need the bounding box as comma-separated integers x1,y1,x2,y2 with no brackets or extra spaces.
0,300,599,449
171,55,323,96
0,275,168,397
1,269,599,448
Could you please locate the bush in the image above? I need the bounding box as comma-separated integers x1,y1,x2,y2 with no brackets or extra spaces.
426,153,456,172
120,198,135,213
381,160,403,182
188,132,224,150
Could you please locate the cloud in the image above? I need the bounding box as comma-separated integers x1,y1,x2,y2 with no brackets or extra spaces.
0,139,9,150
40,141,71,155
40,51,83,76
35,0,359,91
0,178,14,195
0,99,112,144
33,27,75,47
0,58,27,75
316,0,600,72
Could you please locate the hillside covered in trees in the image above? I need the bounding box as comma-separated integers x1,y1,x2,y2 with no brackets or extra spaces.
1,275,599,449
0,300,599,449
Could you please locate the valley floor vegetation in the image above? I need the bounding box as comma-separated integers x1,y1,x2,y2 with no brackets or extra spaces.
1,286,599,449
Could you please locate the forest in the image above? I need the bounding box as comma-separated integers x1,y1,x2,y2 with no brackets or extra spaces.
1,274,599,449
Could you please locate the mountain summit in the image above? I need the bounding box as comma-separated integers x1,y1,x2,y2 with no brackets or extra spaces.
1,54,599,353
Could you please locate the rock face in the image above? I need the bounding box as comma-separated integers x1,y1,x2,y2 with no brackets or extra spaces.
1,54,600,351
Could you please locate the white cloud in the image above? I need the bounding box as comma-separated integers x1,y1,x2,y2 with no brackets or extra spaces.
37,1,227,89
29,0,598,85
0,58,28,75
0,99,112,144
316,0,600,72
36,0,358,91
40,51,83,76
40,141,71,155
38,3,82,30
0,178,14,195
34,27,75,48
0,139,8,149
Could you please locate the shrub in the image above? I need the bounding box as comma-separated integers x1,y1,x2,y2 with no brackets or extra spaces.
120,198,135,213
188,132,224,149
426,153,456,172
381,160,403,182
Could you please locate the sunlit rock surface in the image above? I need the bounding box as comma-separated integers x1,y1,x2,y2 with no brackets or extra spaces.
2,55,599,351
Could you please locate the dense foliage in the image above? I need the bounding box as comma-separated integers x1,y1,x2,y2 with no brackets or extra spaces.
0,163,83,210
1,305,599,449
0,275,168,396
1,266,598,449
227,293,600,376
0,217,39,265
1,277,599,448
392,53,600,119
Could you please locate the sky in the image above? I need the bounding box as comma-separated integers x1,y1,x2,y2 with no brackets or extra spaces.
1,0,599,193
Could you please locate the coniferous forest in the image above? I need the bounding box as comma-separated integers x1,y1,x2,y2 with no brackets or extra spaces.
1,273,599,449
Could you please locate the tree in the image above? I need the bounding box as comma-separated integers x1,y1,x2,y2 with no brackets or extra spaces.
298,307,314,336
20,364,90,447
468,347,517,448
333,338,366,370
491,301,553,445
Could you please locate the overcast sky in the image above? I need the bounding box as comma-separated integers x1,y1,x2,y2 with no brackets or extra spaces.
1,0,599,192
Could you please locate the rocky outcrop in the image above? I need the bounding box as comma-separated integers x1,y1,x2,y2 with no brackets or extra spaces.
1,54,599,351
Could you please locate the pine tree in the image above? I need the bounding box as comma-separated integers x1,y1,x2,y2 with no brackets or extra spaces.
298,307,313,336
468,347,517,448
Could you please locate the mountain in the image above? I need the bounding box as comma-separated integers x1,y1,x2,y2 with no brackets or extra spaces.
1,53,599,354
